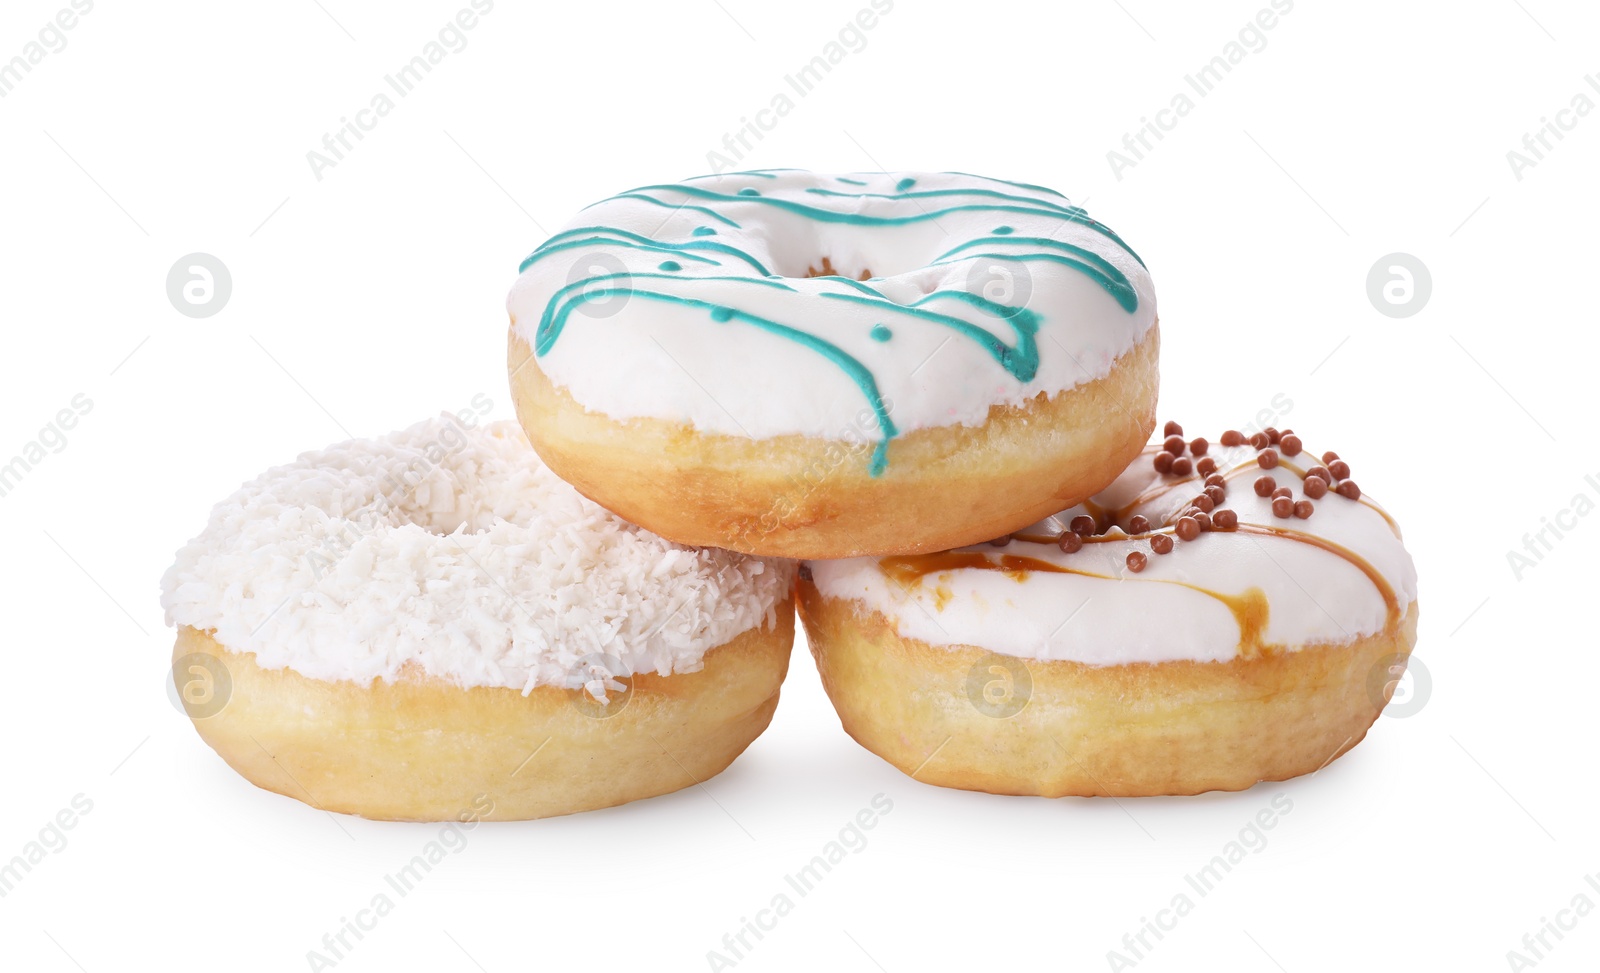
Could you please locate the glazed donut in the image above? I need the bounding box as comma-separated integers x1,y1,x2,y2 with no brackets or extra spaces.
160,415,795,821
507,169,1158,558
801,422,1419,797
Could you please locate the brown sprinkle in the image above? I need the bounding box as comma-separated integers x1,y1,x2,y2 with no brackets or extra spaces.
1205,485,1227,506
1070,515,1096,536
1192,494,1215,513
1279,434,1303,457
1205,473,1226,488
1322,450,1339,464
1337,480,1361,500
1153,451,1175,474
1197,457,1218,476
1250,432,1270,450
1126,551,1148,573
1258,448,1280,469
1293,500,1315,519
1190,437,1209,456
1213,509,1238,530
1176,517,1201,541
1171,457,1194,477
1329,459,1351,480
1265,427,1281,445
1306,465,1331,482
1150,534,1174,555
1272,486,1292,500
1271,496,1294,518
1129,515,1151,534
1253,475,1277,497
1163,435,1186,455
1163,420,1183,437
1303,475,1329,499
1221,429,1245,446
1058,532,1083,554
1193,512,1213,531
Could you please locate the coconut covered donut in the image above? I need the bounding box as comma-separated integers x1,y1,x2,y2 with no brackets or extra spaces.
160,414,795,821
801,422,1419,797
507,169,1158,558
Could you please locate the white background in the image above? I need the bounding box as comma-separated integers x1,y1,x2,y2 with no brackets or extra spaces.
1,1,1595,970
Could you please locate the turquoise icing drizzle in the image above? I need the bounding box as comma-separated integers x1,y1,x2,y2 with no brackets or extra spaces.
525,171,1145,476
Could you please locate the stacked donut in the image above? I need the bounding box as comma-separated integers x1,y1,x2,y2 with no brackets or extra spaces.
163,170,1418,819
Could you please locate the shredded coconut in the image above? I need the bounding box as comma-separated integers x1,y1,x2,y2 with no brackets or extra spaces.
160,416,793,692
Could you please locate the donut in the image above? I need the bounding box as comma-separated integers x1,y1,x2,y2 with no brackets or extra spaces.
801,423,1419,797
160,415,795,821
507,169,1158,558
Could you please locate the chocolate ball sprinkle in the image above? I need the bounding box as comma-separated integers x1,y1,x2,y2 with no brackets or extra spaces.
1129,515,1151,535
1205,473,1227,488
1279,434,1303,457
1258,448,1280,470
1126,551,1148,573
1221,430,1245,447
1197,457,1218,476
1329,459,1351,480
1322,451,1339,464
1303,475,1329,499
1293,500,1314,519
1163,420,1183,437
1266,427,1282,445
1151,534,1174,555
1306,465,1331,482
1272,486,1292,500
1206,484,1227,506
1176,517,1201,541
1070,515,1096,536
1153,451,1175,474
1271,496,1294,518
1059,531,1083,554
1171,457,1194,477
1250,432,1270,450
1254,475,1277,497
1213,509,1239,530
1194,512,1213,531
1337,480,1361,500
1190,437,1209,456
1193,494,1215,513
1163,435,1186,455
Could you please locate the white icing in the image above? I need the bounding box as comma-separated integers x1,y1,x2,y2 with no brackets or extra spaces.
506,170,1156,443
161,417,793,693
808,439,1418,665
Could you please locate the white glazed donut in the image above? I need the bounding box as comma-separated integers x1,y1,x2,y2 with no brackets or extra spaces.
161,414,795,821
507,169,1159,558
801,422,1420,797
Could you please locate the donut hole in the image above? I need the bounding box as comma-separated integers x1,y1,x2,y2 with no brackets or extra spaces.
803,256,872,281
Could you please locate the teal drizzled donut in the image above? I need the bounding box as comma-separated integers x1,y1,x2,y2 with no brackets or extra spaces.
507,170,1156,476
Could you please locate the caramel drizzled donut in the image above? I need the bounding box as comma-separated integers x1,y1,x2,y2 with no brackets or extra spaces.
801,422,1419,798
